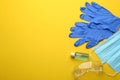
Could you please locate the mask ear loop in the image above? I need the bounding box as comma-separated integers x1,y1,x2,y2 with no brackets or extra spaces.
104,70,118,77
90,49,118,77
103,63,118,77
89,48,99,62
89,49,94,61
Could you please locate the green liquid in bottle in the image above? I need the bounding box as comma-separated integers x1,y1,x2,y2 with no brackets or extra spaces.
71,52,89,61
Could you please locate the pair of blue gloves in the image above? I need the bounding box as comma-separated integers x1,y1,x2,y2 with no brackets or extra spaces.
69,2,120,48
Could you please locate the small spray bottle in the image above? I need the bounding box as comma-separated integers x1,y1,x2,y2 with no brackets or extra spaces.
70,52,89,61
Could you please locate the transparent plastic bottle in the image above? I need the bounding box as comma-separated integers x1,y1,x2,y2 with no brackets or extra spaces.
70,52,89,61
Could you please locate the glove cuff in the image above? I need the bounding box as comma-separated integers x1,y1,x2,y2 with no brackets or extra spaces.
110,18,120,32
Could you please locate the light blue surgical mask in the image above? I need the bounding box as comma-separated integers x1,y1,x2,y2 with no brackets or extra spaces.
93,31,120,75
94,31,120,63
107,50,120,73
103,44,120,63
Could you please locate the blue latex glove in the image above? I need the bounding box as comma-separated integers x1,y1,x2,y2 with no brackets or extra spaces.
69,22,113,48
80,2,120,32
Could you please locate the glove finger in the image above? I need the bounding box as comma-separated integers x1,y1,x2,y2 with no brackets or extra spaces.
70,27,77,32
80,14,93,22
80,7,86,13
75,22,89,30
80,7,95,17
89,23,108,29
89,23,101,29
70,27,83,32
86,41,99,48
85,2,97,12
74,39,87,47
91,2,102,9
75,22,88,27
69,33,83,38
102,30,113,38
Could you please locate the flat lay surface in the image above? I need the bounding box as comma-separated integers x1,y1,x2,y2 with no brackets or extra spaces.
0,0,120,80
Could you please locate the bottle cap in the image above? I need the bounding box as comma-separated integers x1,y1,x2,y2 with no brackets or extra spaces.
70,52,75,58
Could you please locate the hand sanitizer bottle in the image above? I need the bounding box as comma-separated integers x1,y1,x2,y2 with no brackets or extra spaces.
70,52,89,61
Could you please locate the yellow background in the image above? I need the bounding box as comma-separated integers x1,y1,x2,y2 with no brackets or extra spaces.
0,0,120,80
